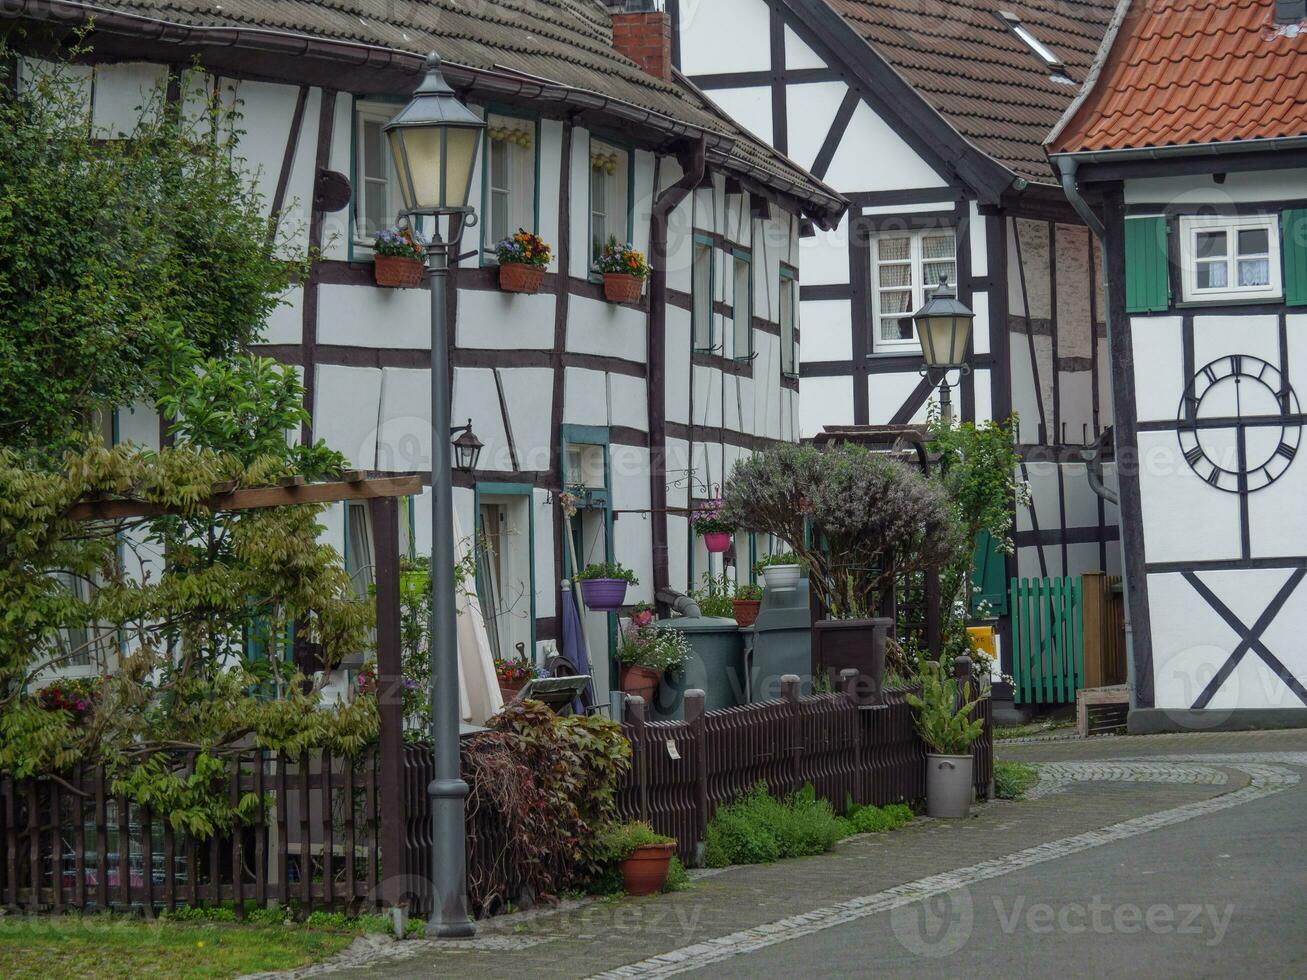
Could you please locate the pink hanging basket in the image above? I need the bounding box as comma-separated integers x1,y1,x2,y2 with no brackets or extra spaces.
702,531,732,554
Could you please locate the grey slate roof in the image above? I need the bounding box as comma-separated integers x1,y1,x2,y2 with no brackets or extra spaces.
52,0,844,221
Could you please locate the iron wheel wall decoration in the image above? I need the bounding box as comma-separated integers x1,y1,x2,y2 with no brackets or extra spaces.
1177,354,1301,493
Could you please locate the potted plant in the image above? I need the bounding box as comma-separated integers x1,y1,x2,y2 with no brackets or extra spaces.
689,573,736,618
575,561,639,611
494,656,540,702
615,621,690,704
599,821,677,896
596,236,648,304
732,582,764,628
495,229,552,294
35,677,100,725
691,497,734,554
754,551,804,592
372,227,427,288
907,661,986,818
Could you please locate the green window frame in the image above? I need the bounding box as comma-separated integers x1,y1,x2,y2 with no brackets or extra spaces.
780,264,799,377
1282,208,1307,306
692,233,715,352
587,135,635,271
474,482,538,659
1124,215,1171,313
731,248,753,360
479,107,542,266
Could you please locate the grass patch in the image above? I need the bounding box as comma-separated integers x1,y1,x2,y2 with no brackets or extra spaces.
994,720,1073,740
845,801,914,834
993,760,1040,800
0,915,358,980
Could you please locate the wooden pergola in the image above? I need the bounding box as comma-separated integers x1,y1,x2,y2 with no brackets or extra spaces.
67,472,417,900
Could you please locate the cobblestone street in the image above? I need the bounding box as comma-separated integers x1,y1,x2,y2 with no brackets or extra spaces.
258,728,1307,979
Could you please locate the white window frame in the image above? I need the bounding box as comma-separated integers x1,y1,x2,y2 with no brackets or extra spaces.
731,251,753,360
1178,213,1281,304
870,228,957,353
780,267,798,377
482,113,538,261
353,100,400,250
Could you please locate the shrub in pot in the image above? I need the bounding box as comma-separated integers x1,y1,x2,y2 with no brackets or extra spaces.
732,582,764,628
598,821,677,896
372,227,426,287
907,661,985,818
596,236,648,303
495,228,551,293
576,561,638,611
616,620,690,705
689,572,736,619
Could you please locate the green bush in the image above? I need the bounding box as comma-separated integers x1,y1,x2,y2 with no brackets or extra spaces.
703,782,846,868
993,760,1039,800
846,802,914,834
597,820,675,864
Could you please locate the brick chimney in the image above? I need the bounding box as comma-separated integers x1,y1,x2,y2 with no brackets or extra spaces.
611,1,673,83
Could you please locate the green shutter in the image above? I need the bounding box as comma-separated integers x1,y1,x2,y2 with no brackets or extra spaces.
970,531,1008,617
1282,209,1307,306
1124,216,1170,313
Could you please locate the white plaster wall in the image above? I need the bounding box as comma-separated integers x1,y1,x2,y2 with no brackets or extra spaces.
315,365,382,468
322,92,355,262
537,119,564,266
91,63,167,136
532,489,557,620
799,375,853,438
452,367,511,472
568,296,648,363
666,307,693,425
1129,316,1185,422
867,371,928,425
457,290,556,350
569,125,592,280
117,400,160,450
563,367,607,425
677,0,772,74
317,283,431,348
1136,430,1241,563
824,102,948,192
1124,169,1307,206
785,82,846,172
499,367,556,473
609,374,649,432
784,24,827,70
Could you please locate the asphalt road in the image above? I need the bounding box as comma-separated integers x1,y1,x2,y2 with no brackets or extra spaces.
692,779,1307,979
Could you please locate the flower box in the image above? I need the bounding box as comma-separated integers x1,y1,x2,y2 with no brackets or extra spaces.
499,262,546,294
603,272,644,304
374,254,425,288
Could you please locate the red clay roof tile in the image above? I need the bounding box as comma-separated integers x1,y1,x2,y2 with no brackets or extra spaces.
1051,0,1307,154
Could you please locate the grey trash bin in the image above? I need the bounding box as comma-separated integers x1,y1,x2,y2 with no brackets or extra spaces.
649,614,743,720
743,577,813,701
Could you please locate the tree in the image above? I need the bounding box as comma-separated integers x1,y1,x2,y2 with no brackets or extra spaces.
720,442,964,620
0,48,299,456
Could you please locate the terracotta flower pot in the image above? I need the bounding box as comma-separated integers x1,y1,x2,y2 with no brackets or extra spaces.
619,664,661,704
499,262,546,294
620,842,675,896
702,531,732,553
732,598,761,628
603,272,644,304
580,578,628,611
374,254,425,288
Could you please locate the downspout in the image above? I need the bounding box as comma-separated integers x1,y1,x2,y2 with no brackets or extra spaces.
649,137,708,605
1056,156,1136,708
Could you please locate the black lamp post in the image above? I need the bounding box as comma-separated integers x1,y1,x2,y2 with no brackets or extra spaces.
384,51,486,940
451,420,483,474
913,275,975,425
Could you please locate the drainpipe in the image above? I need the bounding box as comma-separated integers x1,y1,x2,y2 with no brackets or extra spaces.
649,137,708,604
1056,157,1136,708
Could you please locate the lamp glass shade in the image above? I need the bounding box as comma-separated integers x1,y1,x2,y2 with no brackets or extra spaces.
388,125,481,213
913,277,975,370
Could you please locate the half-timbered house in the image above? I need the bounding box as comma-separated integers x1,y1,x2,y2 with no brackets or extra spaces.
1048,0,1307,730
6,0,844,698
671,0,1124,670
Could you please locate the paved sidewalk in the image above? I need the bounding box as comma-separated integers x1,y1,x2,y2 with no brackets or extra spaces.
268,729,1307,979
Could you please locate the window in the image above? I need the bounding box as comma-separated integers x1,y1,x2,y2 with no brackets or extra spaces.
693,237,714,351
731,252,752,359
354,101,400,244
590,138,631,266
483,113,538,256
780,267,798,376
1179,214,1281,303
872,229,956,350
997,11,1071,82
344,501,375,600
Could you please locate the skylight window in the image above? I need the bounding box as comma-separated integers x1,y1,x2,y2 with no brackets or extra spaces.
997,11,1068,77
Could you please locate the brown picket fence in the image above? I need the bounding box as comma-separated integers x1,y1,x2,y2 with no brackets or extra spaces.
1,682,991,916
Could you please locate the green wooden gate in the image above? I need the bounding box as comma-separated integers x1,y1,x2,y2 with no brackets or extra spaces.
1010,576,1084,705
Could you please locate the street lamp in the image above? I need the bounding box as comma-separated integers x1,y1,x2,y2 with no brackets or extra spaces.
451,420,483,474
385,51,485,940
913,274,975,425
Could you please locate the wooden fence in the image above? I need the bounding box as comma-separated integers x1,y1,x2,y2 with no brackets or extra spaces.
1081,572,1128,689
2,680,991,916
615,669,993,864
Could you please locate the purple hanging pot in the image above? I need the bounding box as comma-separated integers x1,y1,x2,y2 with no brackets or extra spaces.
580,578,628,611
